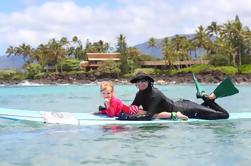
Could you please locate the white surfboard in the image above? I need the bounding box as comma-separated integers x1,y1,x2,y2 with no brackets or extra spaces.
1,108,251,126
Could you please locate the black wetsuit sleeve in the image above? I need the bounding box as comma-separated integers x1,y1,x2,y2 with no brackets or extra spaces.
131,93,140,106
146,96,161,115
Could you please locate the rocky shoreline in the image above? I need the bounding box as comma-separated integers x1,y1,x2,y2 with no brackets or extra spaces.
1,71,251,85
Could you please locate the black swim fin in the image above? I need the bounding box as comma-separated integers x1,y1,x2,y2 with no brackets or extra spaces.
213,77,239,98
192,73,204,98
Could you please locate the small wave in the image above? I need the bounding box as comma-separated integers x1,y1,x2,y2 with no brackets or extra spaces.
55,83,71,86
85,83,97,86
17,80,46,87
236,82,251,85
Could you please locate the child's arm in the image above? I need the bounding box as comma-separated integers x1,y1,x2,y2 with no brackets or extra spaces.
93,99,117,117
103,99,118,117
122,105,140,115
104,105,118,117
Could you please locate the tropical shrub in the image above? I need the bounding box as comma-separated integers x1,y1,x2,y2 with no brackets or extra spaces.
241,55,251,65
25,63,42,79
133,68,155,75
11,72,26,80
155,64,238,75
34,72,48,79
209,54,230,66
95,61,121,77
239,64,251,74
213,66,238,75
169,64,212,75
0,70,25,80
57,58,80,72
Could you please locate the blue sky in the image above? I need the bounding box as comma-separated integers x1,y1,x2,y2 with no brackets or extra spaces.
0,0,251,55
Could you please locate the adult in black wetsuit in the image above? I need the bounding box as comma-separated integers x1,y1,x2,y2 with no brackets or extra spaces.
117,73,229,121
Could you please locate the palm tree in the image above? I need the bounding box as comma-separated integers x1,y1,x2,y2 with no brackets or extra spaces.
148,37,157,56
206,21,222,55
72,36,78,43
127,47,141,72
6,43,33,64
171,35,187,60
6,46,17,56
127,47,141,58
117,34,127,52
18,43,33,58
84,39,92,52
32,44,49,71
71,36,86,60
92,40,110,53
47,38,67,73
243,28,251,64
116,34,129,74
220,15,248,67
186,39,195,59
220,21,237,66
60,37,69,46
193,25,212,58
207,21,221,37
161,37,174,69
233,15,249,67
182,38,193,61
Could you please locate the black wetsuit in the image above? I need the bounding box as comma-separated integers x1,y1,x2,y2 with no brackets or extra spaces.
118,85,229,121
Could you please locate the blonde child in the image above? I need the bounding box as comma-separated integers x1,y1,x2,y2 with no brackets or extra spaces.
96,81,140,117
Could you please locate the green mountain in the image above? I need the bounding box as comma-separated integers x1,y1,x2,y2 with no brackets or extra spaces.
134,34,208,59
0,56,26,69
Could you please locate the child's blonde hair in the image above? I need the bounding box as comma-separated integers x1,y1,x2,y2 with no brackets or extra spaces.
100,81,114,92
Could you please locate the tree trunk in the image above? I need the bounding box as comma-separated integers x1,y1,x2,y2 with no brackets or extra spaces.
60,65,63,73
232,53,236,67
238,50,242,66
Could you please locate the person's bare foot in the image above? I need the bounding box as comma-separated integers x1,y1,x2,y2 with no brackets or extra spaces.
208,93,216,100
200,92,216,100
177,112,188,120
154,112,171,119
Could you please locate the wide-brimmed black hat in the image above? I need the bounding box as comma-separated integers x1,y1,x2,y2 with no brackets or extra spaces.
130,73,154,83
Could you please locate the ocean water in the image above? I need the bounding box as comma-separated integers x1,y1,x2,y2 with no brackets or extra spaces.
0,84,251,166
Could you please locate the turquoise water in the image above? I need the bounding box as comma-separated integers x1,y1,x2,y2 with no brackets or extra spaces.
0,84,251,165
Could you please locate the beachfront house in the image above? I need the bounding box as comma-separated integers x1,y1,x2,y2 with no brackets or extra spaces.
80,53,120,71
80,52,209,71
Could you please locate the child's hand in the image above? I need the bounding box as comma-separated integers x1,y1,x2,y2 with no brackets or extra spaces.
98,105,106,111
93,111,103,115
137,109,146,115
104,98,110,108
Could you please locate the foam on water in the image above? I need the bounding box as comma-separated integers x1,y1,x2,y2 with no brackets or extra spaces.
18,80,45,86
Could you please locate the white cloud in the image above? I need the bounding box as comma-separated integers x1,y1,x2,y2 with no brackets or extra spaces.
0,0,251,52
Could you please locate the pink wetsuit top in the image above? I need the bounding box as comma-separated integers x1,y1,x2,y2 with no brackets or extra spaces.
101,97,139,117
